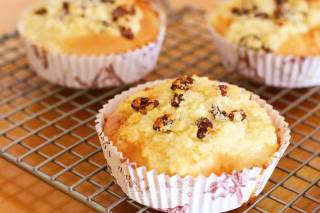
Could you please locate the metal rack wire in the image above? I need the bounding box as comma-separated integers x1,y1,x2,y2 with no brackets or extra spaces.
0,8,319,213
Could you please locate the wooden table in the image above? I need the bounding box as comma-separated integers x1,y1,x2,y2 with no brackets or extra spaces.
0,1,220,212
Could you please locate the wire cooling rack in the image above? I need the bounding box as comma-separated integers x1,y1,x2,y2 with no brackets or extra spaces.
0,8,319,213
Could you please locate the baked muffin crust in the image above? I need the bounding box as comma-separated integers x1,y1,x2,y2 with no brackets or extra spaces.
104,76,278,176
21,0,160,54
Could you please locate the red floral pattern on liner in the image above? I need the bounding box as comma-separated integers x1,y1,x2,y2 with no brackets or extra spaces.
126,176,150,193
75,64,124,88
32,45,49,69
235,50,261,81
128,162,136,168
204,172,256,204
125,176,198,195
101,141,109,151
98,131,107,143
235,48,308,84
156,204,190,213
120,157,128,164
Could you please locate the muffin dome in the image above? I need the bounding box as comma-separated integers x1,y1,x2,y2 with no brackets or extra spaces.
21,0,160,54
104,76,278,176
210,0,320,56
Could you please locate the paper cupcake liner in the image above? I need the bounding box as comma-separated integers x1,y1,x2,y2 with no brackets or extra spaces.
209,29,320,88
18,6,166,89
95,80,290,213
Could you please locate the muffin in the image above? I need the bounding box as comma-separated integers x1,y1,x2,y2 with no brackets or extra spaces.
209,0,320,87
19,0,166,88
96,75,290,212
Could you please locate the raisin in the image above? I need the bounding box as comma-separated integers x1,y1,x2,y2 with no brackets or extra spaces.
62,2,70,14
171,93,184,107
210,106,228,121
274,0,287,19
196,117,213,139
231,8,240,14
274,8,284,19
255,12,269,19
112,6,127,21
231,8,250,16
239,34,271,52
131,97,159,114
112,6,135,22
219,84,228,96
275,0,286,5
153,114,174,132
101,21,109,26
171,76,194,91
228,112,234,121
228,110,247,122
262,46,272,53
34,8,47,15
101,0,115,3
119,26,134,40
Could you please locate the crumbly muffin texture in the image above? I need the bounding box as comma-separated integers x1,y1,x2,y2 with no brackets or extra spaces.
104,76,278,176
210,0,320,56
21,0,159,54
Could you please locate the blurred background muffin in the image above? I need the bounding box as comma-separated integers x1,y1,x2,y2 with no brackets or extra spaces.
209,0,320,88
18,0,166,88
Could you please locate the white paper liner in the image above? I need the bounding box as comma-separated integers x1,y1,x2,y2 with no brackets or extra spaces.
209,28,320,88
18,6,166,89
95,80,291,213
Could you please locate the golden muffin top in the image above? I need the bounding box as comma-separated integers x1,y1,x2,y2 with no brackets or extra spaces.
210,0,320,55
20,0,160,54
104,76,278,177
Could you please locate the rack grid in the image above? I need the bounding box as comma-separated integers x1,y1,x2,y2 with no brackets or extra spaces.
0,8,319,213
